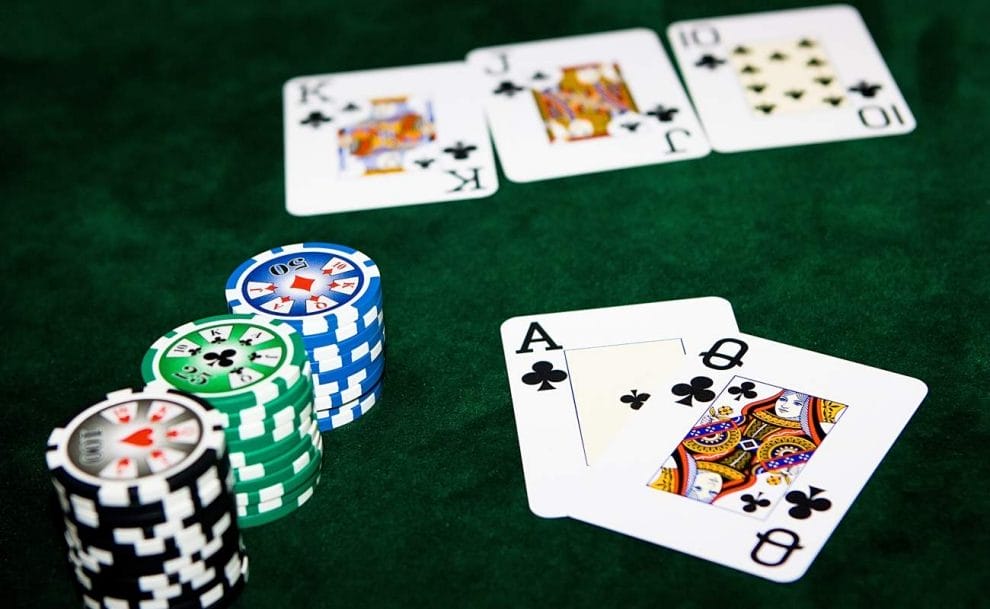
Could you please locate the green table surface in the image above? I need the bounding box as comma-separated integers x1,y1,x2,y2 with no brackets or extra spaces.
3,1,988,607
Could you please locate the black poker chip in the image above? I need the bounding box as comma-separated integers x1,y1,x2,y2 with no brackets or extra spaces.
64,485,235,557
49,385,247,609
66,508,240,579
70,533,245,600
60,459,233,536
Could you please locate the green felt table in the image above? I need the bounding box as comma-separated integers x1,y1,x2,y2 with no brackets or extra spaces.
3,1,988,607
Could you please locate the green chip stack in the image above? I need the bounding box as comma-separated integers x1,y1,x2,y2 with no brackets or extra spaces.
141,314,321,528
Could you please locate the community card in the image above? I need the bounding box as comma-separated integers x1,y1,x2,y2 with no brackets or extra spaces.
467,29,710,182
499,298,737,518
283,62,498,215
667,5,915,152
572,333,928,581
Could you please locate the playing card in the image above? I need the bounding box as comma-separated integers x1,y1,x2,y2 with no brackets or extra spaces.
467,29,710,183
572,333,928,581
668,5,915,152
499,298,738,518
283,62,498,215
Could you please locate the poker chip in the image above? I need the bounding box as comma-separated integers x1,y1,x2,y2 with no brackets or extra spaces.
224,242,382,336
233,431,321,493
236,472,322,529
311,334,384,381
142,314,321,527
235,434,323,507
47,385,247,609
141,314,308,413
225,242,387,434
299,301,383,349
316,377,383,432
312,355,385,409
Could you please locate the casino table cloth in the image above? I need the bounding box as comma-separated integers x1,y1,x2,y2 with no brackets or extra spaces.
2,1,988,607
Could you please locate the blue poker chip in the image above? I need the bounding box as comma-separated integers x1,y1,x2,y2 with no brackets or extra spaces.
316,379,382,432
311,333,384,382
225,243,382,336
300,300,383,350
312,354,384,407
308,316,385,370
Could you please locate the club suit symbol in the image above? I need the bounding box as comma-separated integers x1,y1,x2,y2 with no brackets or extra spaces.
204,349,236,368
646,105,679,122
848,81,882,98
785,486,832,519
522,361,567,391
493,81,525,97
695,54,726,70
727,381,757,401
699,338,749,370
620,390,650,410
671,376,715,406
300,111,332,128
751,528,803,567
442,142,477,160
740,492,771,513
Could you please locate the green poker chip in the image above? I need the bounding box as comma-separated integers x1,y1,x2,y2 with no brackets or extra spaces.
224,401,316,455
234,432,323,506
141,314,308,414
227,418,317,470
237,470,322,528
233,429,322,493
231,421,319,484
218,369,314,428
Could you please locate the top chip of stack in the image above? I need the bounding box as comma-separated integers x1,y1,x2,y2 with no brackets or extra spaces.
46,384,247,609
141,314,321,527
224,243,385,432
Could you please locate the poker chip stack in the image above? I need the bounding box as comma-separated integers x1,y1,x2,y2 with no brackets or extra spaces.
46,384,248,609
224,243,386,432
141,314,322,528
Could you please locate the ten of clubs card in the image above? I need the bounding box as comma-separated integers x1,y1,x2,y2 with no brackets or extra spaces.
468,29,711,182
283,62,498,215
569,332,927,581
668,5,915,152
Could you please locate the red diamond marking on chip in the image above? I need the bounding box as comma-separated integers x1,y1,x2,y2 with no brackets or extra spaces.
121,428,154,447
151,449,164,459
290,275,315,291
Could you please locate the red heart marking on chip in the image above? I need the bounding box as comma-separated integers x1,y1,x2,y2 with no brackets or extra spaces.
121,428,154,447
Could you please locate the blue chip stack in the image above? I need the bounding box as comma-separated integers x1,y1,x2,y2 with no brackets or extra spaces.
225,242,385,432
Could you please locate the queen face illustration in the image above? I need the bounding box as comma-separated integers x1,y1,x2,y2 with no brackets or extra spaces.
688,470,723,503
773,391,808,419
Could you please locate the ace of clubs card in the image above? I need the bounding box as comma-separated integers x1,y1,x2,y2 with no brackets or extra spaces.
500,298,738,518
573,332,928,581
668,5,915,152
283,62,498,215
468,29,711,182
